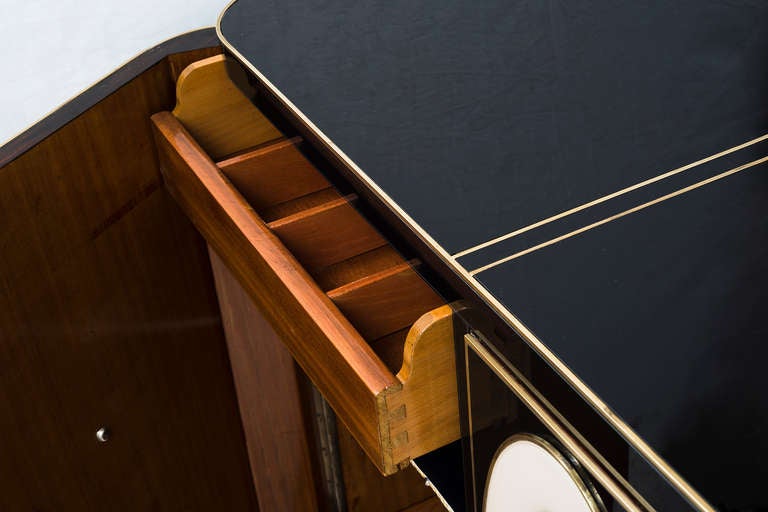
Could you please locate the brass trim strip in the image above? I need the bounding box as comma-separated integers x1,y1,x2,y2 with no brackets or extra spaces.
216,4,714,509
469,154,768,275
465,342,479,509
473,332,654,511
466,333,649,512
452,132,768,259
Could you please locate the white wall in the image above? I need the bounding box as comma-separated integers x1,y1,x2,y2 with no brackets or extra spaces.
0,0,228,145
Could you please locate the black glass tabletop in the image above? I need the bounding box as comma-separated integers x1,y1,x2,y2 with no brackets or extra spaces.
219,2,768,509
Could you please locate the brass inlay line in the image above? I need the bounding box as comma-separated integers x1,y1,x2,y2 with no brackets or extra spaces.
464,342,479,511
453,133,768,259
474,332,654,511
466,334,648,512
470,155,768,275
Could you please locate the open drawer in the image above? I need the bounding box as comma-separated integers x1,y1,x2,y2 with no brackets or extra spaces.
150,55,463,475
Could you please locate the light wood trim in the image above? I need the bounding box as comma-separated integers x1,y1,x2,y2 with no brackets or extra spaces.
217,136,332,210
268,195,388,271
151,111,400,471
172,54,282,159
386,303,469,464
327,263,444,341
259,187,341,223
314,245,407,292
0,45,259,511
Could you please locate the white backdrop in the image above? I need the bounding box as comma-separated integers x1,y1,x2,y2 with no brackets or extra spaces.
0,0,228,145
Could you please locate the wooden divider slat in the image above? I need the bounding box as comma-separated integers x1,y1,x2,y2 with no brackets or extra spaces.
327,263,444,341
217,136,331,210
268,196,388,271
314,245,406,291
260,187,342,222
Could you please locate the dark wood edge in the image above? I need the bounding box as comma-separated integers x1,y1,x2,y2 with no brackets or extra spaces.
150,111,401,472
0,28,219,168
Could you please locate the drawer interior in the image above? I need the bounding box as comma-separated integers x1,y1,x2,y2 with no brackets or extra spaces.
218,134,444,372
151,54,463,474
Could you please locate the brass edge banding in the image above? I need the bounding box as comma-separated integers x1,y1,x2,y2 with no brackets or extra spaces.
469,155,768,275
216,4,713,510
464,342,479,509
461,275,713,511
452,132,768,259
466,334,644,512
482,433,604,512
475,334,654,511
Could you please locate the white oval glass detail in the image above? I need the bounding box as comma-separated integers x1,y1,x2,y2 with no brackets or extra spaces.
484,434,601,512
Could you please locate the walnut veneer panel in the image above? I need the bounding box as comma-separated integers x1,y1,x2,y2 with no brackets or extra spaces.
0,47,258,510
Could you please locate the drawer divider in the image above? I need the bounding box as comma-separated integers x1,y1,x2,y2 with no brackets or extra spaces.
267,194,388,271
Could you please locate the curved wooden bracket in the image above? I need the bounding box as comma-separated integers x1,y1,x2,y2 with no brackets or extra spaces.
382,301,472,468
173,54,282,159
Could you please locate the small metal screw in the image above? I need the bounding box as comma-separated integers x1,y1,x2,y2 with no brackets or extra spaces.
96,427,110,443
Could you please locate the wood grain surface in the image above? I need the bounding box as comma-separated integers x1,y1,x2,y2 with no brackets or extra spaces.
328,263,444,340
152,111,400,472
209,248,321,511
268,195,388,271
388,304,468,463
338,425,435,512
172,54,282,159
259,187,342,223
154,55,468,479
0,47,259,510
217,136,331,210
314,245,406,292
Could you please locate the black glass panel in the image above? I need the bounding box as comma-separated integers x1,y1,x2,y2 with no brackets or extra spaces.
474,163,768,510
464,340,624,511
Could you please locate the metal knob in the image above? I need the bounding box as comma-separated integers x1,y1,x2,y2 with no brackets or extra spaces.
96,427,110,443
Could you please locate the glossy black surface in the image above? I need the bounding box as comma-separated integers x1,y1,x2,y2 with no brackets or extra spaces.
464,341,631,511
477,165,768,509
221,2,768,508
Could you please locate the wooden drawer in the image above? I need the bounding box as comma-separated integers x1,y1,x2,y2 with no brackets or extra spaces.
150,55,464,475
